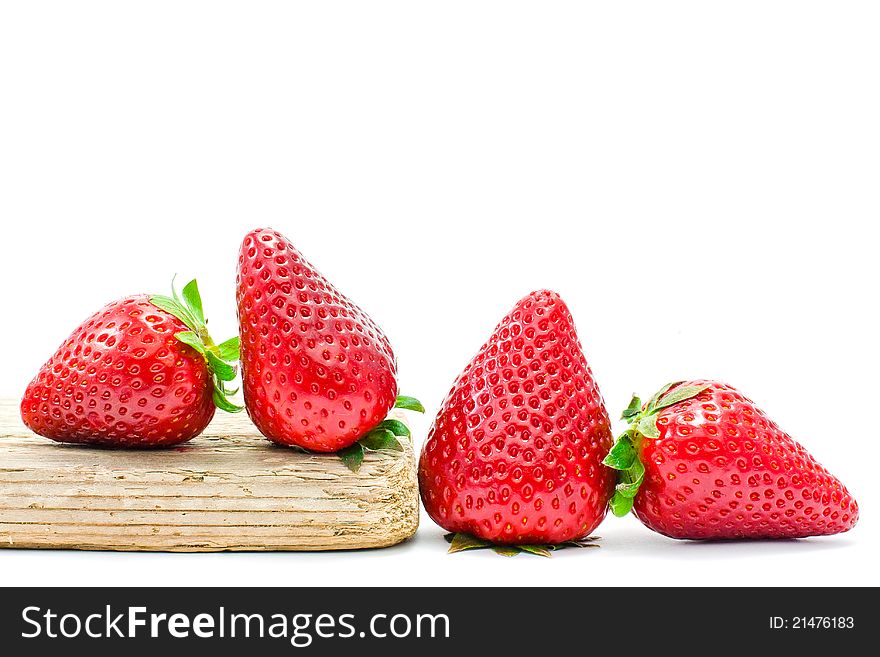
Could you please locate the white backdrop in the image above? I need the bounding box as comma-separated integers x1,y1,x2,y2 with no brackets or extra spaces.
1,1,877,586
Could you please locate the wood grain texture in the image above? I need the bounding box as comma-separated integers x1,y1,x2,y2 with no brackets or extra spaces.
0,400,418,551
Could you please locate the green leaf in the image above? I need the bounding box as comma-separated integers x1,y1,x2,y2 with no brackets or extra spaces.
615,482,641,499
491,546,521,557
447,532,492,554
339,443,365,472
645,380,683,413
150,295,199,332
630,456,645,480
636,414,661,439
175,331,207,356
609,491,635,517
149,294,179,314
653,384,711,413
212,378,243,412
611,446,645,499
205,351,237,382
615,476,644,500
518,545,553,558
446,533,595,557
556,536,601,549
602,436,637,470
621,395,642,420
394,396,425,413
216,336,241,362
624,457,645,492
359,428,403,452
378,418,411,438
212,386,243,413
181,279,205,325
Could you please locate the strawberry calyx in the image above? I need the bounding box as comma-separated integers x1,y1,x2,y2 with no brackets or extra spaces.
603,381,710,516
149,278,243,414
338,395,426,471
444,532,600,558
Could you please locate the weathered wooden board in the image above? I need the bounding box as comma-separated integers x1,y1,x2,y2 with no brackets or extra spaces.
0,400,418,551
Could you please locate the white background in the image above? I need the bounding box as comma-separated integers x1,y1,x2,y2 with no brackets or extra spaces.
1,1,877,586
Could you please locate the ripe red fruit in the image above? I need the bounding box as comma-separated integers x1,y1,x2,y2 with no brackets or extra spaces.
603,380,859,539
236,228,416,457
20,280,241,447
419,290,616,551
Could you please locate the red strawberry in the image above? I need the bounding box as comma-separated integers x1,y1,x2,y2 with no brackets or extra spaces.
418,290,616,553
603,380,859,539
20,280,241,447
236,228,421,460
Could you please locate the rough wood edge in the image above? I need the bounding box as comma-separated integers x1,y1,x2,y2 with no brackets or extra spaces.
0,400,419,552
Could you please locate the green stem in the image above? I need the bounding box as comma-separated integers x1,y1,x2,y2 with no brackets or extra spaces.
603,382,710,516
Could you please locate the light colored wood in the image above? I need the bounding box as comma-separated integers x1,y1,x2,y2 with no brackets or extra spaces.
0,400,418,551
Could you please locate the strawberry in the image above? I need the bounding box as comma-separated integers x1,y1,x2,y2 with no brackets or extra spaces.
418,290,616,554
236,228,422,463
603,380,859,539
20,280,241,447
